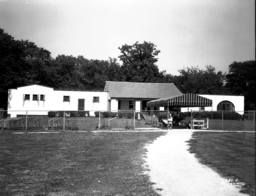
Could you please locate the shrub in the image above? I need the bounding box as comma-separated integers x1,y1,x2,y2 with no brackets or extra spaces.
70,111,78,117
48,111,64,117
69,111,90,117
48,111,56,117
181,111,242,120
110,112,118,118
118,112,135,119
94,112,117,118
94,111,100,117
127,112,134,119
102,112,109,118
49,111,90,117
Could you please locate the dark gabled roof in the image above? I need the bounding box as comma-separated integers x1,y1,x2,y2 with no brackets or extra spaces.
104,81,183,99
147,93,212,107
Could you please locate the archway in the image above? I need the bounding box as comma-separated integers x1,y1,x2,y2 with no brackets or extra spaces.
217,101,235,111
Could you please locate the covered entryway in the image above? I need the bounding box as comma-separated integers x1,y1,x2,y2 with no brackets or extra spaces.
147,94,213,129
147,93,212,108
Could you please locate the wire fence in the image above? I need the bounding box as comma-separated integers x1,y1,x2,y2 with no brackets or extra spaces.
0,110,255,131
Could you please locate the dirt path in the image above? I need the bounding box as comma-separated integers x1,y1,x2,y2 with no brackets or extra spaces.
144,130,249,196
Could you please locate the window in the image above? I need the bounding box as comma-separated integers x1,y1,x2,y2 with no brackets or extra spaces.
40,95,45,101
217,101,235,111
33,94,38,101
63,96,70,102
200,107,205,111
129,100,134,109
24,94,30,100
93,96,100,103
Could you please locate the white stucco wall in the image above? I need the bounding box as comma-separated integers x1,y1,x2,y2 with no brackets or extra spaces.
180,94,244,113
8,85,108,117
110,99,118,112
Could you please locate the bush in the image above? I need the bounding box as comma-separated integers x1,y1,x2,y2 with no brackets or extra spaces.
117,112,123,118
102,112,109,118
48,111,56,117
94,111,100,117
182,111,242,120
94,112,117,118
48,111,90,117
70,111,89,117
48,111,64,117
118,112,134,119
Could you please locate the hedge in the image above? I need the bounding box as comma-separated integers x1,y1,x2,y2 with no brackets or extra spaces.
181,111,242,120
48,111,90,117
153,111,243,122
94,111,142,119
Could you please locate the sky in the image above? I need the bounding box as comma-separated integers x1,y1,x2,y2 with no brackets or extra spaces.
0,0,255,75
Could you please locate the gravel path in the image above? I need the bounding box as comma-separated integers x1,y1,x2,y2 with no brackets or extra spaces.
144,130,249,196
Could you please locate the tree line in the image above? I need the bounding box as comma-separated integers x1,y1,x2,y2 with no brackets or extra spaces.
0,29,255,110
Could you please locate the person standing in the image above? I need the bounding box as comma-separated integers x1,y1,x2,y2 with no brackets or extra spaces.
168,113,173,129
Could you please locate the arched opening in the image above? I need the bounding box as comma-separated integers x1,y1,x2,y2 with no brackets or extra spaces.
217,101,235,111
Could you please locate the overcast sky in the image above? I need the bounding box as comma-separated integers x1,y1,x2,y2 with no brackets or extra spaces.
0,0,255,75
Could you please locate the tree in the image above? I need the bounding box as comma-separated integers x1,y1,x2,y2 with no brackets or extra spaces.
0,29,55,109
105,57,122,82
225,61,256,110
53,55,81,89
18,40,56,87
118,41,164,82
175,65,227,94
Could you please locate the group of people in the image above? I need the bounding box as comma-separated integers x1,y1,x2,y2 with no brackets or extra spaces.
167,112,191,129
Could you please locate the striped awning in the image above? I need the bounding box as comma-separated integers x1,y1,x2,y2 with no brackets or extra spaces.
147,93,212,107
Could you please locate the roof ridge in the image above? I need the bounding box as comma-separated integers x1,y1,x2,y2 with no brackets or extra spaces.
17,84,53,89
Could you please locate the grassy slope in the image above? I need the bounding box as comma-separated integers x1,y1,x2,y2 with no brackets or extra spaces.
0,132,165,196
187,132,255,196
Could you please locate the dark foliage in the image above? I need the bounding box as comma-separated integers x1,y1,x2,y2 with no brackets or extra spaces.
181,111,242,120
225,61,256,110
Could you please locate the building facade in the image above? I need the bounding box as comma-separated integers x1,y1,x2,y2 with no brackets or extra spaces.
180,94,244,113
104,81,183,112
8,82,245,117
8,85,108,117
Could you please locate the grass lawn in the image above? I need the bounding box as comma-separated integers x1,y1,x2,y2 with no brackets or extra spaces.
187,132,255,196
209,119,255,131
0,131,165,196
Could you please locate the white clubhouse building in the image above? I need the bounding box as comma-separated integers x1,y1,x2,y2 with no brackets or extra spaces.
7,82,244,118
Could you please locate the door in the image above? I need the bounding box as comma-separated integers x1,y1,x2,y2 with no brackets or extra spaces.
78,99,85,111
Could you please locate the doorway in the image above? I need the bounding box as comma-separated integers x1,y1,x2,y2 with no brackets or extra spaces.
78,99,85,111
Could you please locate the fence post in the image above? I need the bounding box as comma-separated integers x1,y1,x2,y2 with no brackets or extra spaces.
98,111,100,130
25,111,28,132
63,111,65,131
134,111,135,129
253,111,255,131
191,110,193,129
222,111,224,130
